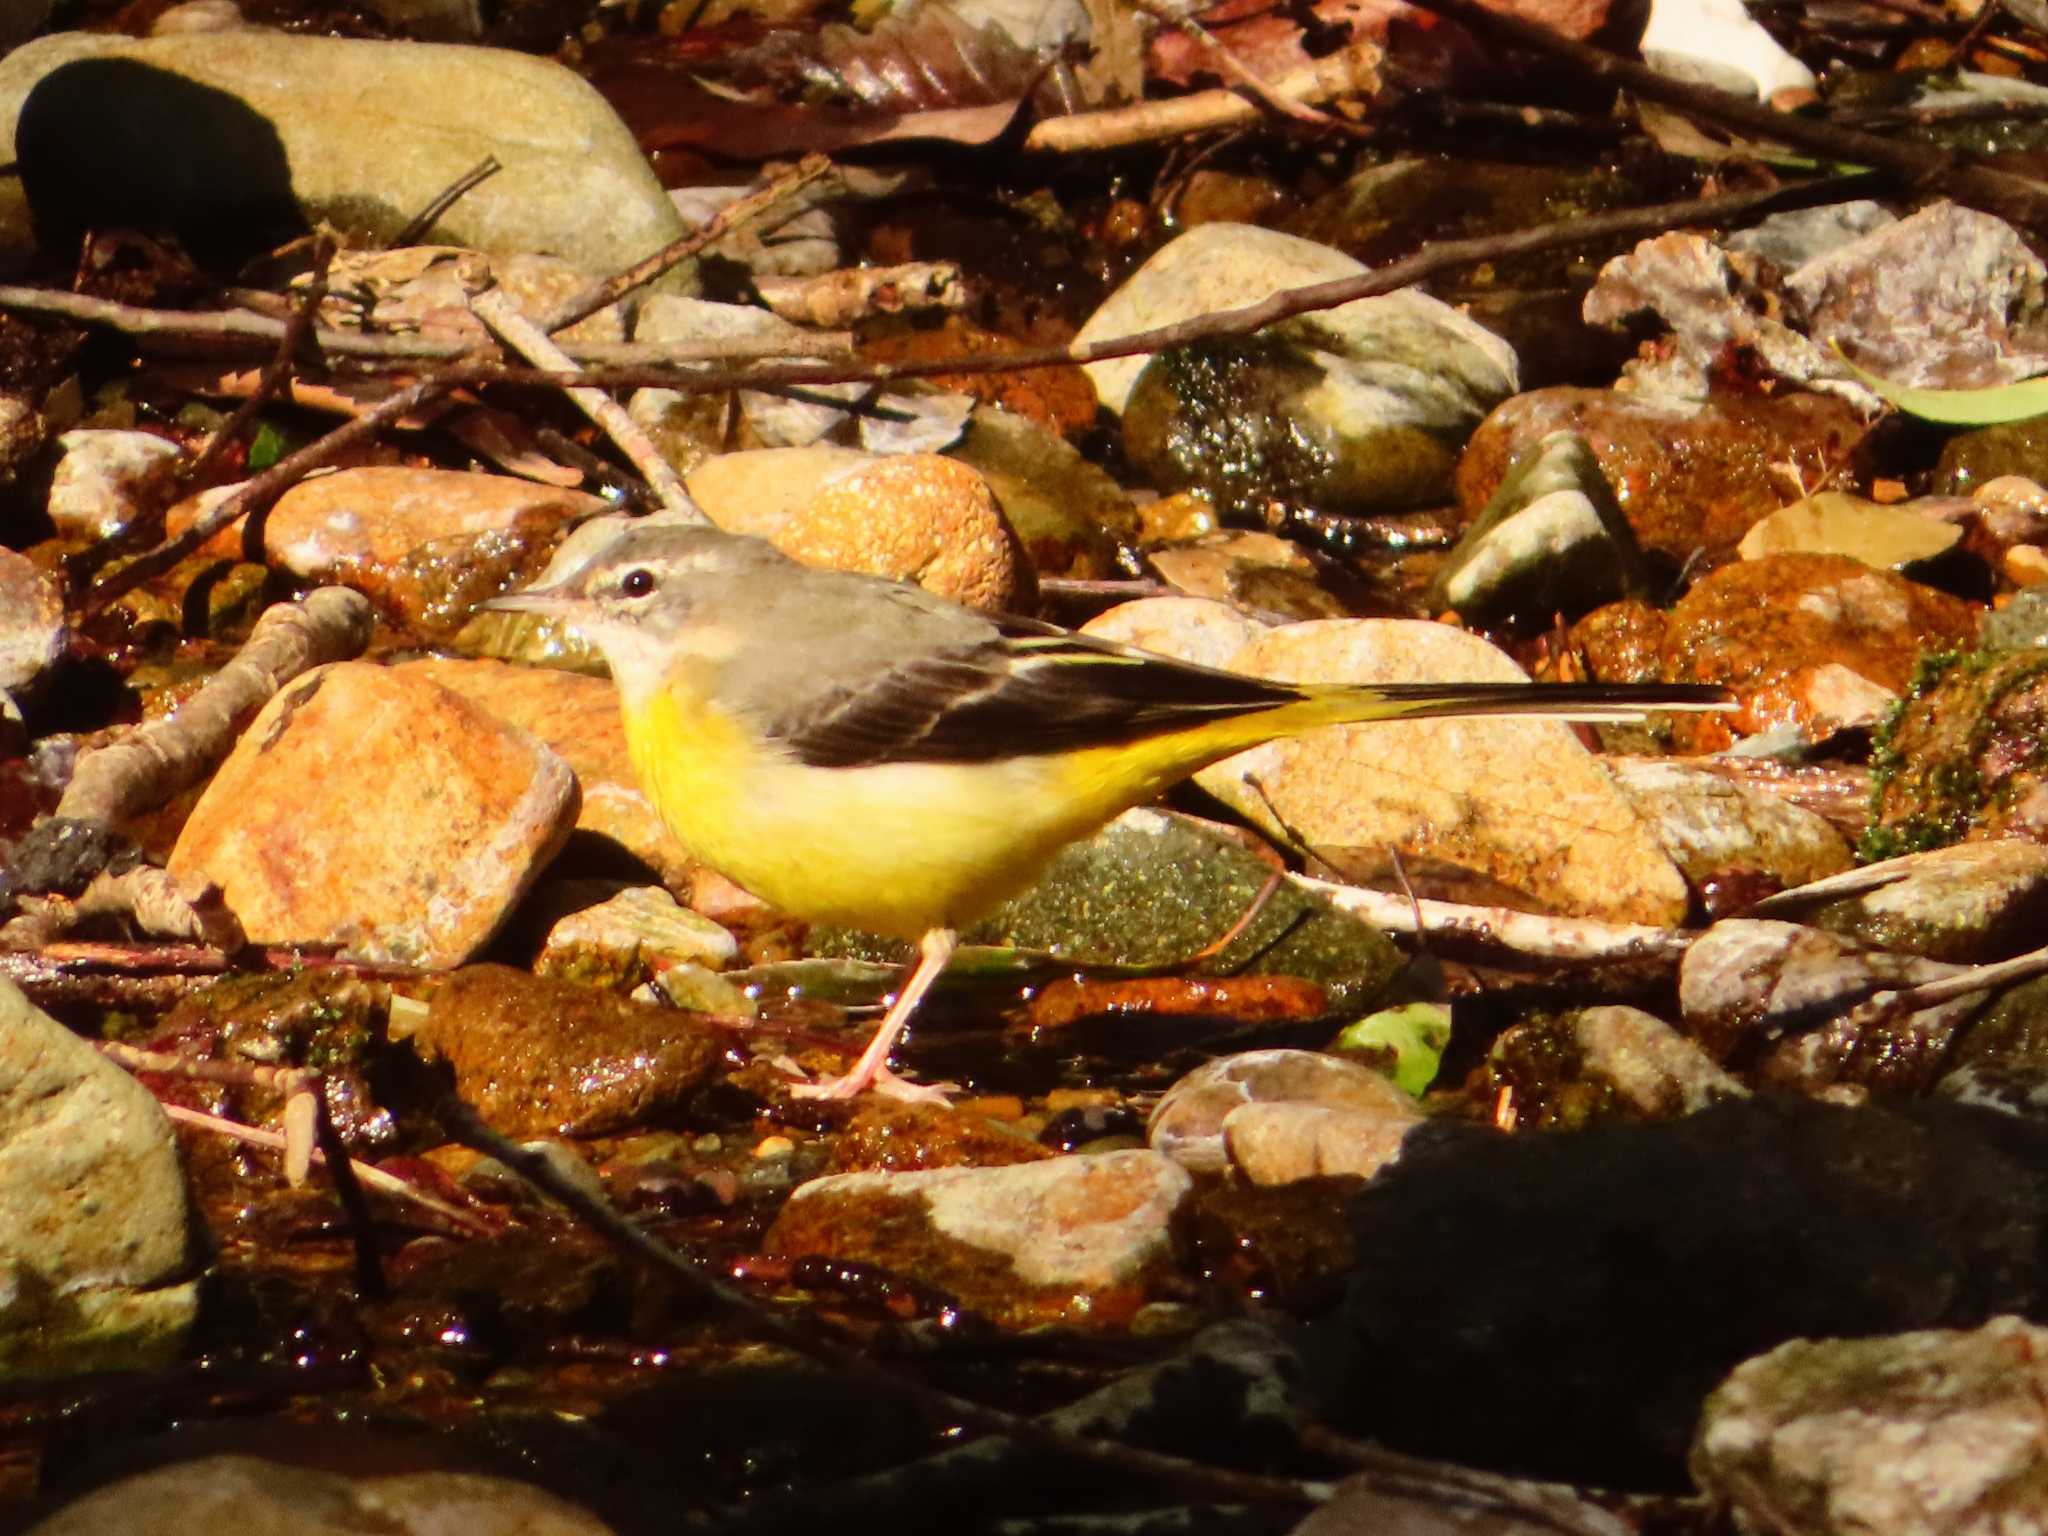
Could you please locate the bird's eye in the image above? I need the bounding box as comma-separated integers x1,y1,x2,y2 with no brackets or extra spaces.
619,568,656,598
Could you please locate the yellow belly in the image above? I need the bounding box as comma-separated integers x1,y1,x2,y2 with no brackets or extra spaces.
621,683,1276,938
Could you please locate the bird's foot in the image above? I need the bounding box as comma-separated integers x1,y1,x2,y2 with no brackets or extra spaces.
788,1062,957,1104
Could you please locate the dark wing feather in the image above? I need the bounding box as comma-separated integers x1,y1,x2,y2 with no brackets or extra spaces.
769,621,1306,769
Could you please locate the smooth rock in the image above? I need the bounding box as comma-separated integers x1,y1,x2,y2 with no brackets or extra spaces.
168,661,577,967
1641,0,1814,96
1143,531,1354,619
973,808,1404,1010
946,405,1134,579
45,428,182,540
0,34,687,278
1777,838,2048,964
1431,429,1646,625
0,978,195,1379
765,1148,1191,1328
1484,1004,1747,1130
1606,757,1854,897
256,466,604,635
1737,492,1962,569
396,657,693,891
1223,1101,1416,1186
1725,199,1895,270
1202,620,1689,925
1568,1004,1748,1115
415,965,725,1137
1456,388,1869,564
0,548,63,694
1983,586,2048,653
1080,595,1268,672
1149,1048,1418,1176
26,1454,615,1536
684,448,1029,612
1693,1316,2048,1536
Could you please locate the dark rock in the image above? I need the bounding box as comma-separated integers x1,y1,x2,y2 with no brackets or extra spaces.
1335,1098,2048,1488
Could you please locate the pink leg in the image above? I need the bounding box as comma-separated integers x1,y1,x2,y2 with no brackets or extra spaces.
790,928,959,1102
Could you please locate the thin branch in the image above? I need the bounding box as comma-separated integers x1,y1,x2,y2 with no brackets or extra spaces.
394,154,503,246
470,286,704,522
1841,940,2048,1029
1292,873,1694,963
536,152,834,335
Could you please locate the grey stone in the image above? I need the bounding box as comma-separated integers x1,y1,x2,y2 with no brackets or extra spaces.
1761,838,2048,963
1692,1316,2048,1536
0,979,196,1379
46,429,183,541
1607,757,1854,896
1150,1048,1418,1175
1431,430,1647,624
0,33,687,281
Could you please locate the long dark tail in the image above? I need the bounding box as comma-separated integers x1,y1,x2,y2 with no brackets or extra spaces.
1308,680,1733,727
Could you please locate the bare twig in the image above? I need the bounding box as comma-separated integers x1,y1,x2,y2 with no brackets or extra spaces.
470,287,704,522
1292,873,1694,963
57,587,375,824
1841,940,2048,1030
1130,0,1361,134
394,154,503,246
535,153,834,335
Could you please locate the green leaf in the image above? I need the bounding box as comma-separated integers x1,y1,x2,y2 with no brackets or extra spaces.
246,421,291,471
1331,1002,1452,1097
1836,345,2048,425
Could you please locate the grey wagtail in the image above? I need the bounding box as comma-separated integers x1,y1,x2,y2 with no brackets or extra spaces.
491,522,1726,1100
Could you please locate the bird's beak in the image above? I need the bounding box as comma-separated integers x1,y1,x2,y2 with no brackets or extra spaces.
482,584,575,615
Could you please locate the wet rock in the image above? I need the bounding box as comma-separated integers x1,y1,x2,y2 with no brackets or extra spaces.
765,1148,1191,1329
1725,199,1894,271
947,405,1135,579
396,657,693,890
1737,492,1962,570
1486,1005,1747,1131
684,448,1029,612
1202,620,1689,925
0,978,196,1379
25,1454,615,1535
1148,1048,1419,1176
416,964,726,1136
975,808,1404,1010
1431,430,1647,627
1763,839,2048,963
1938,417,2048,496
1606,757,1854,898
1080,594,1268,671
0,34,688,279
0,548,63,695
1143,531,1353,619
1983,586,2048,652
169,661,577,967
1180,1178,1359,1310
1693,1315,2048,1536
533,883,739,988
1338,1098,2048,1486
1868,649,2048,856
1084,223,1516,517
1655,553,1976,753
1949,976,2048,1089
1455,387,1869,564
1679,918,1980,1091
826,1100,1052,1174
45,428,182,540
253,467,602,637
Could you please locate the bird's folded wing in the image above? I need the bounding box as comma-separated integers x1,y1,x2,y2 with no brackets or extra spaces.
768,626,1307,769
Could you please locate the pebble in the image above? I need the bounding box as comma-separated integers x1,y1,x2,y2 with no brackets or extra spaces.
1737,492,1962,570
0,33,688,278
766,1149,1191,1328
1080,594,1268,671
1223,1101,1417,1185
44,428,182,540
0,548,63,696
1693,1316,2048,1536
685,448,1029,612
1202,619,1689,926
0,979,197,1379
1149,1048,1419,1176
25,1454,614,1536
533,883,739,986
168,661,577,967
